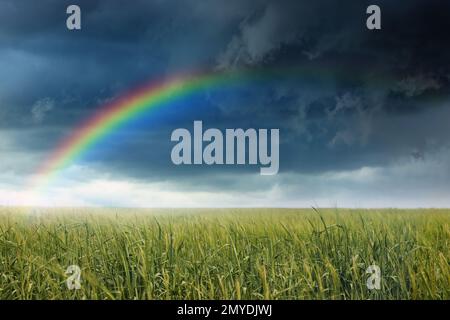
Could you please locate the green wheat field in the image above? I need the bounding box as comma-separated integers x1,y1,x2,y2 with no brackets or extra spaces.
0,208,448,300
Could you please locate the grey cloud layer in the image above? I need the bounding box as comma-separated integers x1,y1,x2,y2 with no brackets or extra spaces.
0,0,449,204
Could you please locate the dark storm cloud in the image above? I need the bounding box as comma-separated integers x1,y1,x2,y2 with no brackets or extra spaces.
1,0,450,188
0,0,260,128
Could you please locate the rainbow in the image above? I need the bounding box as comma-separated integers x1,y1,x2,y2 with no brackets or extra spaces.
29,69,258,191
29,65,380,193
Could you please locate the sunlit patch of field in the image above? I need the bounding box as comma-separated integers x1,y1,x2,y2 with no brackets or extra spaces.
0,208,448,300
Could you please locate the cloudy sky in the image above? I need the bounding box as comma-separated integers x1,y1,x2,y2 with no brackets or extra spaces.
1,0,450,208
